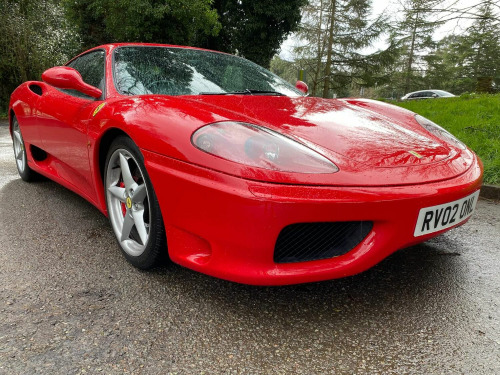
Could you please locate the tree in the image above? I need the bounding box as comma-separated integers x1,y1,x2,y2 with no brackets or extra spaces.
422,35,475,94
390,0,445,94
419,2,500,95
454,2,500,92
292,0,392,98
63,0,221,49
0,0,80,112
64,0,305,68
200,0,307,68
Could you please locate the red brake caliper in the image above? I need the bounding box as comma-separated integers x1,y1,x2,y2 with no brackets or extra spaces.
119,181,126,216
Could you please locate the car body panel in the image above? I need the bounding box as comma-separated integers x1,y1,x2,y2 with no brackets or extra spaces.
8,43,483,285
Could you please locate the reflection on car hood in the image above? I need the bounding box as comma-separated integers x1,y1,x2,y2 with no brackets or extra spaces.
186,95,454,168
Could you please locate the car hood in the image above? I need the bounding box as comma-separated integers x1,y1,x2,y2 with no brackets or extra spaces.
107,94,475,186
189,95,452,168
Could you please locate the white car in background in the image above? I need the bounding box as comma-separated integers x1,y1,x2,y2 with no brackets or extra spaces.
401,90,455,100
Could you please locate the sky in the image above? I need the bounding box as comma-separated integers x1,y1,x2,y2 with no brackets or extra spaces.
278,0,481,60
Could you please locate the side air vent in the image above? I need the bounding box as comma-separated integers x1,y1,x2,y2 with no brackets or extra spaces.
30,144,48,161
29,84,43,96
274,221,373,263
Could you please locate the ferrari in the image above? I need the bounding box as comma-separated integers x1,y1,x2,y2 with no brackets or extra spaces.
9,43,483,285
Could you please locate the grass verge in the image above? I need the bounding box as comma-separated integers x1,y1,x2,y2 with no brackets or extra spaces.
391,93,500,185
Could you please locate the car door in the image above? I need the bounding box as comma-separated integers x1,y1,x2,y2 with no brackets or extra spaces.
36,50,106,202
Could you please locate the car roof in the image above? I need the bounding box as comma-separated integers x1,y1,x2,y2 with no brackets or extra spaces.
406,89,452,95
94,42,225,55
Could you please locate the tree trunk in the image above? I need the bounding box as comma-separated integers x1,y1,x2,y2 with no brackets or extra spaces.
312,0,324,96
322,0,337,98
404,10,419,94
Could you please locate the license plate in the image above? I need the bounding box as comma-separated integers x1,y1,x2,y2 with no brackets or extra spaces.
414,190,480,237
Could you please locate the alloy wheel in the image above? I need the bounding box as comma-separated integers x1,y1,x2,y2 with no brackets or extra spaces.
105,148,151,257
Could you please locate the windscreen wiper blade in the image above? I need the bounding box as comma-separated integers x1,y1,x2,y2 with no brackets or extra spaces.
199,89,284,96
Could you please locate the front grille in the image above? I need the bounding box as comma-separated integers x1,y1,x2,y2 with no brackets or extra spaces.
274,221,373,263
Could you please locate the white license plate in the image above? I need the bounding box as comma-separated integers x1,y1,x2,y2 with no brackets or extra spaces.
414,190,480,237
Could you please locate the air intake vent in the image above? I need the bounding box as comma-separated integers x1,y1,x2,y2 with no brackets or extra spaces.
29,84,43,96
274,221,373,263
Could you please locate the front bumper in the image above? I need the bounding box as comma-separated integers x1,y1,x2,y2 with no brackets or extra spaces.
144,150,483,285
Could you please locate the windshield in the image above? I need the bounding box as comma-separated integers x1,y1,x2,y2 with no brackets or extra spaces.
113,46,303,97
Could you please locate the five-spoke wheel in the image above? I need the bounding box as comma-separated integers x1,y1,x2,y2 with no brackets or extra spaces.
105,137,166,268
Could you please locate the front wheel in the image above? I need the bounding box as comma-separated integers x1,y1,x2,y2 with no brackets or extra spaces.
104,136,166,269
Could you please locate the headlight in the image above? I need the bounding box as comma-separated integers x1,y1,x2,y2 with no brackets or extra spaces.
415,114,466,150
192,121,338,174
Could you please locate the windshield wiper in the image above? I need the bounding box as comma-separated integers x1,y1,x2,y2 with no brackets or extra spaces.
199,89,284,96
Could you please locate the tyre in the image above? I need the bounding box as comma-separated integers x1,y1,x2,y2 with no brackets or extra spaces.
104,136,166,269
12,117,38,182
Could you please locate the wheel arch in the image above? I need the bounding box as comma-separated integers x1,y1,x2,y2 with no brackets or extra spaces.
8,108,16,136
97,127,131,184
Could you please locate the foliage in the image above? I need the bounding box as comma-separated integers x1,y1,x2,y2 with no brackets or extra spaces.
292,0,394,98
63,0,304,68
63,0,221,48
394,94,500,185
387,0,445,94
200,0,306,68
420,3,500,95
0,0,80,112
374,0,500,98
422,35,475,94
451,2,500,93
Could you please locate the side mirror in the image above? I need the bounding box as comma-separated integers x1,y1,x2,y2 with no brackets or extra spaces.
295,80,308,94
42,66,102,99
432,93,438,98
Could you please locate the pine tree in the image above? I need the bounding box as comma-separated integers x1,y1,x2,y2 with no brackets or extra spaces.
293,0,391,98
421,1,500,94
391,0,445,94
456,1,500,92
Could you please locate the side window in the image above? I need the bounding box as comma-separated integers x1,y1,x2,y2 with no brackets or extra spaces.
65,50,105,98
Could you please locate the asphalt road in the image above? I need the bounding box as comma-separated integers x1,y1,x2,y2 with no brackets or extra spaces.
0,121,499,374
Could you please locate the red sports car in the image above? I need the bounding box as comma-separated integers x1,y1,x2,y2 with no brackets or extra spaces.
9,43,483,285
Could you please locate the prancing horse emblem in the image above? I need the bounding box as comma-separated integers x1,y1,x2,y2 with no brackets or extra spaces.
408,150,423,159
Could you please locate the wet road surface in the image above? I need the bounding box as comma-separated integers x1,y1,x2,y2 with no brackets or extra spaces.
0,122,499,374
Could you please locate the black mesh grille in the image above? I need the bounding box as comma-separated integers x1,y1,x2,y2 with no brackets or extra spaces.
274,221,373,263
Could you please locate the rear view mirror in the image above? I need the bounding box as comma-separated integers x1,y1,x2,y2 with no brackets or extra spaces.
42,66,102,98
